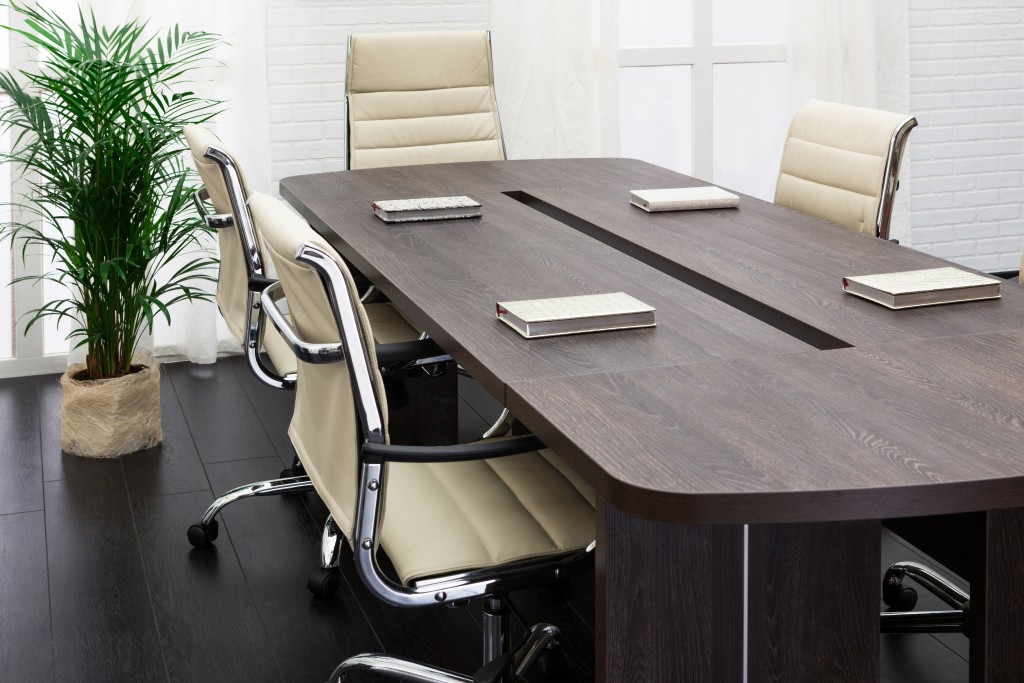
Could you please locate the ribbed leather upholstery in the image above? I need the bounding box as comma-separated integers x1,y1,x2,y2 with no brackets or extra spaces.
183,125,257,346
347,31,505,170
182,125,419,378
251,193,594,585
775,99,913,237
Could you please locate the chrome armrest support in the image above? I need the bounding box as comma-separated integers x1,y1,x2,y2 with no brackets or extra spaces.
260,281,346,364
191,188,234,229
360,434,544,465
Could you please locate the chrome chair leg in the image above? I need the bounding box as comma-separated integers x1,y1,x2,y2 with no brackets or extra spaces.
320,515,343,570
480,407,512,440
187,475,314,547
308,515,343,598
513,624,561,676
880,561,970,635
327,653,472,683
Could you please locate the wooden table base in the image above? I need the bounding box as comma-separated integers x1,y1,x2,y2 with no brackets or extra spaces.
597,500,744,681
971,506,1024,682
748,520,880,682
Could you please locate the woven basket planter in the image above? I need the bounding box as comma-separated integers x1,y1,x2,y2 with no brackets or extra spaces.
59,356,163,458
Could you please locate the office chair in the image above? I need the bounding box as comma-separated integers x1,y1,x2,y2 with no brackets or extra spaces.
775,99,917,241
183,127,447,596
346,29,515,438
774,107,970,633
251,191,595,683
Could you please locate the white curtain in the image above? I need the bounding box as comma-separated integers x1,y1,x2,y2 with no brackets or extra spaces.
52,0,269,364
787,0,912,244
489,0,620,159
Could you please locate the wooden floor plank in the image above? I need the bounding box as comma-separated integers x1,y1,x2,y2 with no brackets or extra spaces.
121,367,212,498
166,361,280,465
0,361,976,682
131,489,281,683
227,356,297,470
45,464,165,682
204,456,381,678
0,511,52,682
0,376,42,514
37,372,93,483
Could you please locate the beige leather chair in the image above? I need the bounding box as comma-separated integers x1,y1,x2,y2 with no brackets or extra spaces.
346,30,506,170
251,191,594,683
183,127,448,583
775,99,917,240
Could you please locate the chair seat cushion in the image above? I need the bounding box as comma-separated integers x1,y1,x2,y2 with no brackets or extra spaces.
262,302,419,376
380,449,595,585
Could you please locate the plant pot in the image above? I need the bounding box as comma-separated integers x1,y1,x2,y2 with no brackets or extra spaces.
59,356,163,458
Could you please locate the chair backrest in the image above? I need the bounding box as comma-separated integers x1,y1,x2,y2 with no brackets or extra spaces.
346,30,506,170
183,125,264,344
249,192,388,542
774,99,917,239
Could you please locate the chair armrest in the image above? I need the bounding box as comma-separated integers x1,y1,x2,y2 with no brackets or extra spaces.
360,434,544,464
260,281,346,364
191,188,234,229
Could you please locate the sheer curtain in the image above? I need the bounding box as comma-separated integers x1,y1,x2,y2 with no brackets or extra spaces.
489,0,620,158
52,0,269,364
787,0,912,243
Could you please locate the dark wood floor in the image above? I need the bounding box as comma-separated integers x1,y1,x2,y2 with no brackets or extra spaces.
0,356,969,682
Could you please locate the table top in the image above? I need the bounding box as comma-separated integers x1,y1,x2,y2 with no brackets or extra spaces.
281,158,1024,524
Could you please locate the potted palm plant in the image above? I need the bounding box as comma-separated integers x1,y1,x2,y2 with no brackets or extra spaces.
0,2,221,456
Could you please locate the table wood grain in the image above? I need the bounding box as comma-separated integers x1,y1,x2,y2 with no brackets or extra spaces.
281,185,808,401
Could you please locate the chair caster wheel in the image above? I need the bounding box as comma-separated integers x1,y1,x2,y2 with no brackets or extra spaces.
882,567,919,611
885,585,918,611
187,520,219,548
308,569,339,598
280,464,305,479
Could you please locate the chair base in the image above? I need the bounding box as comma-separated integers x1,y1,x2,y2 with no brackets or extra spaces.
187,475,315,548
328,604,561,683
880,561,970,635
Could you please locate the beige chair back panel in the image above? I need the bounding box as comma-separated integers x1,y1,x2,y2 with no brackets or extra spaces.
183,124,256,344
250,192,388,542
775,99,911,236
348,31,493,93
347,31,504,170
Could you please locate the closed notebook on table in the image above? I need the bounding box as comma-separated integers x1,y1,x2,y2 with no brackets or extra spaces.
629,186,740,212
495,292,655,339
842,266,1001,309
372,195,482,223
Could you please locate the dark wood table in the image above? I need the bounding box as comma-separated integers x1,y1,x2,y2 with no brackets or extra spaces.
282,159,1024,682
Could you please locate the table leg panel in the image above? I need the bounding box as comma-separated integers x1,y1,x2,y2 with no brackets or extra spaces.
748,520,880,682
971,506,1024,682
385,362,458,446
597,500,744,682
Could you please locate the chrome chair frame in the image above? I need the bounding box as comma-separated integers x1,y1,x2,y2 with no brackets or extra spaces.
876,115,918,241
264,242,594,682
880,561,970,635
191,144,296,391
187,149,449,566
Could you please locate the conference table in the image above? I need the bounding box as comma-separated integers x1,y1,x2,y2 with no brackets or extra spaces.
282,158,1024,682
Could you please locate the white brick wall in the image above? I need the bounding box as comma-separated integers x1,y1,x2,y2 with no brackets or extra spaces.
910,0,1024,272
264,1,491,190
